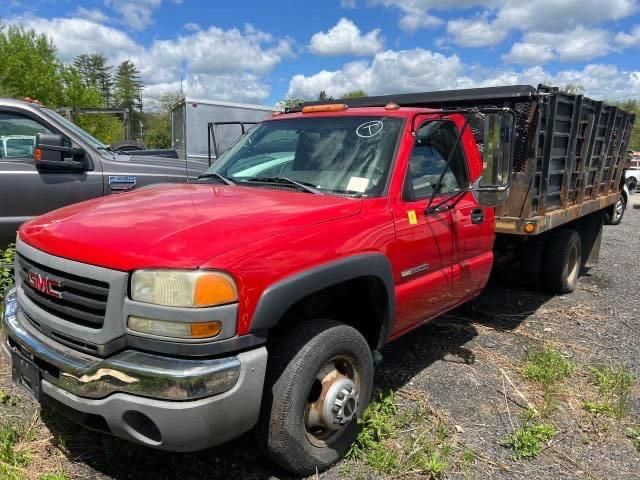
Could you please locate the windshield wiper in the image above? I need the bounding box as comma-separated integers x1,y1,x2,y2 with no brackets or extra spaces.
196,173,236,185
243,176,322,194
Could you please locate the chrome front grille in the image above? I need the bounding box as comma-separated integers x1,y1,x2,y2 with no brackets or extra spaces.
17,254,109,329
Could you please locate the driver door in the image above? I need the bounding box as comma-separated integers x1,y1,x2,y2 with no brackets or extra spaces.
0,109,102,244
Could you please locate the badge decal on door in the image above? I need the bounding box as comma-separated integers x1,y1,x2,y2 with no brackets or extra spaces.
109,176,137,191
407,210,418,225
401,263,430,278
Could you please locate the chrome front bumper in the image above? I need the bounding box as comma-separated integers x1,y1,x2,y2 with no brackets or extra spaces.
2,287,268,451
2,288,239,401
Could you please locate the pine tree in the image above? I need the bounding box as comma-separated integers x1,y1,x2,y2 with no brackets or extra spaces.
73,54,113,106
114,60,144,137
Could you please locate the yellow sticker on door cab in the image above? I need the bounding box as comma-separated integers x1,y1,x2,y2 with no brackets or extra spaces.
407,210,418,225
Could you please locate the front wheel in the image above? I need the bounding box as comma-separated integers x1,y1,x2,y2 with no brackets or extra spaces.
257,320,374,475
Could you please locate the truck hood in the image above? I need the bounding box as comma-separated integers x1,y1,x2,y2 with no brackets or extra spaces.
19,184,362,271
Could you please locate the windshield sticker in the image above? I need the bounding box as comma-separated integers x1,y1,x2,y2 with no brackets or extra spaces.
347,176,370,193
356,121,384,138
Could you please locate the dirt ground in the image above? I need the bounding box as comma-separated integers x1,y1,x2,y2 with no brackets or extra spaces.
1,194,639,480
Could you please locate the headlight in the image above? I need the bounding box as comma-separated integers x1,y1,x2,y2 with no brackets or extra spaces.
130,270,237,307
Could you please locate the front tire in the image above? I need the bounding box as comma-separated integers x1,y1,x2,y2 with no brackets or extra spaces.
257,320,374,475
542,229,582,294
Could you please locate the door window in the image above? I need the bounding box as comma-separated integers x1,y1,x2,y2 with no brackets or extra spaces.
0,112,52,160
405,121,468,200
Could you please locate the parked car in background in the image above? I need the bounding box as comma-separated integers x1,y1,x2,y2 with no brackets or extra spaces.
0,98,209,246
626,152,639,191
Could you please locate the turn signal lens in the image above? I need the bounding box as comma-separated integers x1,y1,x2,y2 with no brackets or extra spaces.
128,317,222,339
194,273,237,307
523,222,536,233
131,270,238,307
33,148,42,161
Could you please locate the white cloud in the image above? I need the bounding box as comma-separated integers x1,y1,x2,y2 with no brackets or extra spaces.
616,25,640,48
309,18,383,56
288,48,463,97
446,15,506,47
287,48,640,101
341,0,357,8
503,27,612,64
104,0,162,30
73,7,109,23
14,15,141,65
11,16,293,103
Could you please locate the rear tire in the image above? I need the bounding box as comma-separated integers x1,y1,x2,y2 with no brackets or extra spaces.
542,229,582,294
604,194,626,225
257,320,374,476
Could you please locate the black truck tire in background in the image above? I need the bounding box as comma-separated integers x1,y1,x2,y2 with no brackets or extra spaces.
604,194,626,225
542,229,582,294
257,319,373,475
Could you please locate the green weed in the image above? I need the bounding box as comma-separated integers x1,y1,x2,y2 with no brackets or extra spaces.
502,421,557,459
348,390,397,458
584,365,635,419
626,427,640,451
523,347,574,386
38,473,69,480
0,424,29,480
0,243,15,299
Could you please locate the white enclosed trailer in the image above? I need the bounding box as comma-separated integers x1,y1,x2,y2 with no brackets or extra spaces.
171,98,276,178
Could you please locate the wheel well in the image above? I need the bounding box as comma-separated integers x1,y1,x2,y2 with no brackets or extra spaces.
273,276,388,350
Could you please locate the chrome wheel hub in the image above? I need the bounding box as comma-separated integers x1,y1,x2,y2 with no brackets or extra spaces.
305,357,360,443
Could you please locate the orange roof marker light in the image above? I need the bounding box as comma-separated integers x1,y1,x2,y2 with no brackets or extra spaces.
302,103,349,114
385,102,400,110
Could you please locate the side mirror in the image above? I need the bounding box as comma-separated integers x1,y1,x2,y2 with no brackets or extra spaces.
35,133,87,171
472,112,515,207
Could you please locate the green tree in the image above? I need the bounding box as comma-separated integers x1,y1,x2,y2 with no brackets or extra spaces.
318,90,333,101
343,90,368,99
144,90,184,149
0,24,63,104
114,60,144,137
73,54,113,106
617,99,640,151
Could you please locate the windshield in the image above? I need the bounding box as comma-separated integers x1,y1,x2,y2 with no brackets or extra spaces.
206,116,404,196
41,108,109,150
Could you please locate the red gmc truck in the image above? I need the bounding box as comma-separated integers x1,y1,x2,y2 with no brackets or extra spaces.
2,85,634,475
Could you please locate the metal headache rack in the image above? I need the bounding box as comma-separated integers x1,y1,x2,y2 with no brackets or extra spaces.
299,85,636,235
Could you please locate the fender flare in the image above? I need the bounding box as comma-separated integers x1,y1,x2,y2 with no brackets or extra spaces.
249,253,395,348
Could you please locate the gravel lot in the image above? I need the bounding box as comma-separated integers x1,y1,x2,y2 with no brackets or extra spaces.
1,194,638,480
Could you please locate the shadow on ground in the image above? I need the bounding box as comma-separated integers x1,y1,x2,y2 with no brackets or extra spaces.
40,280,555,480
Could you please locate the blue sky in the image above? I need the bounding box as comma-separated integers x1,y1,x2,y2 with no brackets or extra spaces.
6,0,640,105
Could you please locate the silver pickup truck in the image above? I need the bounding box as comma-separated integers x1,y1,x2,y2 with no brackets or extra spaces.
0,98,203,246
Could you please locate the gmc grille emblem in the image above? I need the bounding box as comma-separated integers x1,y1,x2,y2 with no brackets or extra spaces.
27,271,63,299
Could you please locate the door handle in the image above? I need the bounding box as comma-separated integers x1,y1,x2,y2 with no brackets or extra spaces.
471,208,484,224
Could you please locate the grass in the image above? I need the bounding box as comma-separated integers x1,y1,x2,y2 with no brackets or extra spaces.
583,365,635,419
627,427,640,451
0,243,15,299
38,473,69,480
523,347,574,386
0,424,30,480
523,346,574,417
347,391,460,478
502,420,557,460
